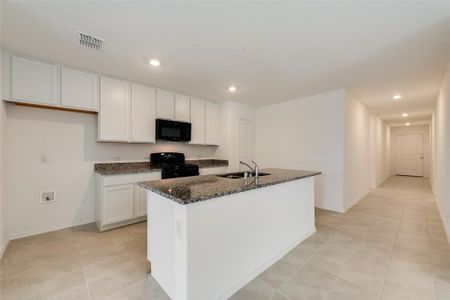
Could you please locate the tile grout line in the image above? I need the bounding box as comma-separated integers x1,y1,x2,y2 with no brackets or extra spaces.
75,242,93,300
376,201,405,300
269,231,333,300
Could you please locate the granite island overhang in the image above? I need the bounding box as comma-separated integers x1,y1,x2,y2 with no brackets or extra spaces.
138,168,321,300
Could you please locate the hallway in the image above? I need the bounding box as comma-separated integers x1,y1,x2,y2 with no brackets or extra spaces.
232,176,450,299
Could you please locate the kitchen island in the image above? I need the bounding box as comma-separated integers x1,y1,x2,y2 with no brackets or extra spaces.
139,168,320,300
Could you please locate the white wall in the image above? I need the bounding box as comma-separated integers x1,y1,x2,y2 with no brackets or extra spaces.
391,125,430,178
431,63,450,243
255,90,346,212
344,93,371,211
215,101,255,172
6,105,217,239
0,48,10,256
369,115,391,188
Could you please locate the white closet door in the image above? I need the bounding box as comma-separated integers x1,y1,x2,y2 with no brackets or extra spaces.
396,134,424,176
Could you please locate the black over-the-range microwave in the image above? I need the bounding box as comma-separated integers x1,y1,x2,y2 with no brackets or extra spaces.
155,119,191,142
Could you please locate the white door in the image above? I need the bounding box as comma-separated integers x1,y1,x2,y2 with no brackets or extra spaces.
174,94,190,122
11,55,59,105
190,97,205,145
61,67,99,111
205,101,220,145
239,119,253,171
131,84,156,143
98,77,131,142
396,134,424,176
156,90,175,120
103,184,135,225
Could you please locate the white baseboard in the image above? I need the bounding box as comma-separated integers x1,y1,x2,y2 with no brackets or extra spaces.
217,227,316,300
435,199,450,246
0,238,10,260
8,219,95,240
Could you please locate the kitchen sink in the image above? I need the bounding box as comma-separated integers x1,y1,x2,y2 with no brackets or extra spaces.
216,172,270,179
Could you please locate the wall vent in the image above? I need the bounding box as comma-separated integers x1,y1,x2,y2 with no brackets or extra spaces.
78,32,103,50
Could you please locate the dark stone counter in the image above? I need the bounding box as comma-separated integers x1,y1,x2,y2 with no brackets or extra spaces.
138,168,320,205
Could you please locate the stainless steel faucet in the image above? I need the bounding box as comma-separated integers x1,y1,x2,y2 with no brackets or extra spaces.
240,160,260,180
240,161,254,173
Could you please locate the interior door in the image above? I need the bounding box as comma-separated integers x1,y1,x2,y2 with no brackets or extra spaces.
239,119,253,171
396,134,424,176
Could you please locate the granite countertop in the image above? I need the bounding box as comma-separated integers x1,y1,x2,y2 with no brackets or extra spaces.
94,159,228,176
138,168,321,205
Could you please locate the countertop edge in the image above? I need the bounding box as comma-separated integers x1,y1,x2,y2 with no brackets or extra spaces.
138,170,321,205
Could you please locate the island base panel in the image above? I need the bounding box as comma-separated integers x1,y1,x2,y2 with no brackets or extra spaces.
147,176,316,300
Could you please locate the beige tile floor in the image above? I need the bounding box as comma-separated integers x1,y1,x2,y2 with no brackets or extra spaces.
1,176,450,300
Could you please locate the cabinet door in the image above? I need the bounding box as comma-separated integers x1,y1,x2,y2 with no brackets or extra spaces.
156,90,175,120
205,101,220,145
103,184,135,225
134,184,148,218
175,94,190,122
131,84,156,143
98,77,131,142
61,67,99,111
11,55,59,105
190,97,205,145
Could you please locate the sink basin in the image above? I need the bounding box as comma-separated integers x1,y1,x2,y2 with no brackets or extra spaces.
216,172,270,179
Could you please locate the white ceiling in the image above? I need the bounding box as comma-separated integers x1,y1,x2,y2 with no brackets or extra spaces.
1,1,450,125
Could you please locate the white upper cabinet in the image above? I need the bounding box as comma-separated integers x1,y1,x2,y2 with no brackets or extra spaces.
131,84,156,143
61,67,99,111
11,55,59,105
175,94,190,122
205,101,221,145
98,77,131,142
156,90,175,120
190,97,206,145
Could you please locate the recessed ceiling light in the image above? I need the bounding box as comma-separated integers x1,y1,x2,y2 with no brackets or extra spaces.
402,113,409,117
228,86,237,92
405,122,411,126
393,95,402,100
149,59,161,67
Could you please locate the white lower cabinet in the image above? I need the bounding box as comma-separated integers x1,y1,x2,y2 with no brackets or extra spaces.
96,172,160,231
103,184,135,225
134,184,148,218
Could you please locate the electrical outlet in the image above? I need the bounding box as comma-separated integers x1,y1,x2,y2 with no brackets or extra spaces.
40,191,55,203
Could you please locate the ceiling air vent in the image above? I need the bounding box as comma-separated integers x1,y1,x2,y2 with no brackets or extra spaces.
78,32,103,50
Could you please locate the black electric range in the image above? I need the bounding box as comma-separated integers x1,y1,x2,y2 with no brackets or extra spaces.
150,152,199,179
